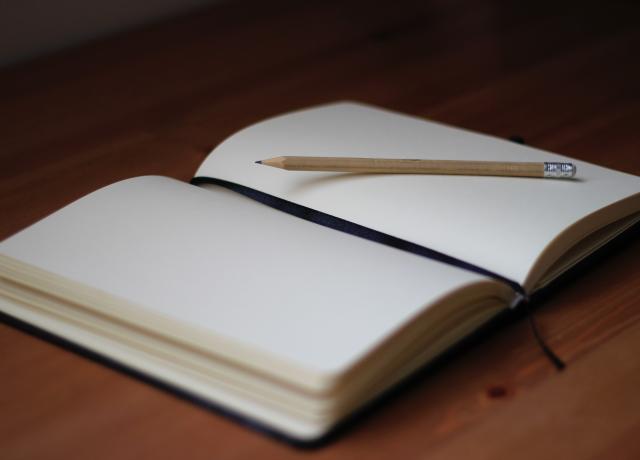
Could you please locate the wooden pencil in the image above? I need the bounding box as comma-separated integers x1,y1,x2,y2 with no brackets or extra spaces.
255,156,577,179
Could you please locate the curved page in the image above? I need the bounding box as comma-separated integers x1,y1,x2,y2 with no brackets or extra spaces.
195,102,640,291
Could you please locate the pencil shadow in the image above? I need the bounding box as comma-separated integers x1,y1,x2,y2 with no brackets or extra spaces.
287,172,584,195
288,173,379,194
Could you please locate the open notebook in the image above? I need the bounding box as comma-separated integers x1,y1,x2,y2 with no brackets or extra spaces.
1,102,639,442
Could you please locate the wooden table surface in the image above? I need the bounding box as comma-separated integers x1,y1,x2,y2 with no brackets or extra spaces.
1,1,639,458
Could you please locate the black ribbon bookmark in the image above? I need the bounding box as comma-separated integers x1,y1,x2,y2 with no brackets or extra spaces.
522,299,566,371
190,176,524,294
196,136,536,288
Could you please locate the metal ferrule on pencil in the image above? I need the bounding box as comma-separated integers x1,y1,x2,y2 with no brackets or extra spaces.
543,162,577,178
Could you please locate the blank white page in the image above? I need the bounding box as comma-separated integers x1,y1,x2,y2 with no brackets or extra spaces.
196,102,640,288
0,176,489,378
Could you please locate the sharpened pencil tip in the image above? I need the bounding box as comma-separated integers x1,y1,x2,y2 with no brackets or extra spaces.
255,160,262,164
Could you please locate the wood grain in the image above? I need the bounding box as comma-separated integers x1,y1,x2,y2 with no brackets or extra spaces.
1,0,639,458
